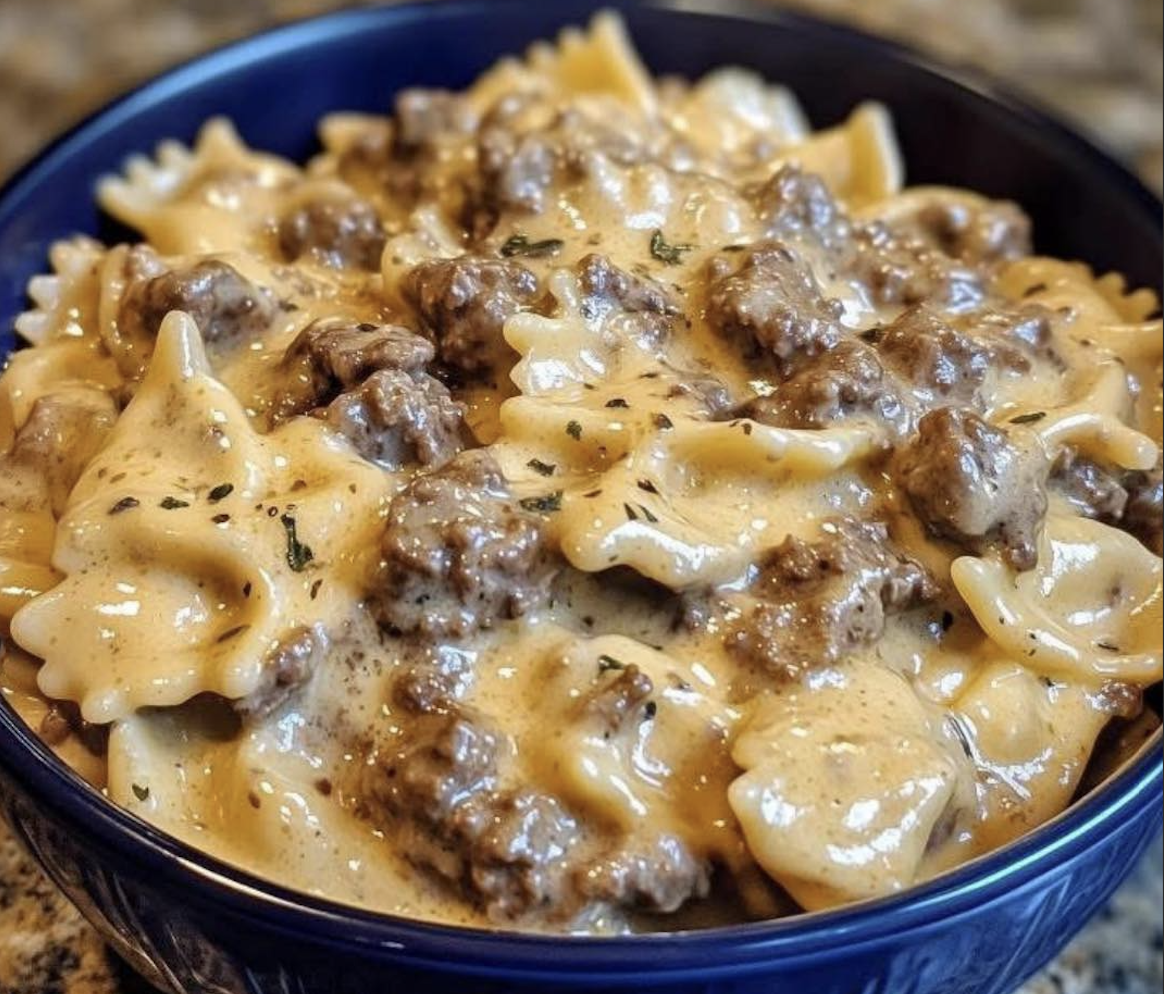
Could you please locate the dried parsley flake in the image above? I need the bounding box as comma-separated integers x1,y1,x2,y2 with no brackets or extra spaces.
519,491,563,513
500,234,565,258
650,230,694,265
280,514,314,572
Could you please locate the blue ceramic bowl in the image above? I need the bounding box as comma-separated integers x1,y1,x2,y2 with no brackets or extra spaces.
0,2,1161,992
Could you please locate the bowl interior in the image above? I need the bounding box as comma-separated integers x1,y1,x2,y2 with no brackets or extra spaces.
0,0,1161,964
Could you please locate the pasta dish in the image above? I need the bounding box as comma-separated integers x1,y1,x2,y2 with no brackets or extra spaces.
0,14,1160,933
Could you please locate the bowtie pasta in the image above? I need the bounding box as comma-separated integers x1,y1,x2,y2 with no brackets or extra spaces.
1,12,1160,933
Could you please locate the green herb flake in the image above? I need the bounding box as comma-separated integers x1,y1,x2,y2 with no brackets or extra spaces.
566,420,583,441
131,783,150,802
638,504,659,524
500,234,565,259
519,491,563,514
527,458,557,477
650,230,695,265
208,482,234,503
216,625,250,644
637,479,659,495
604,398,629,409
1009,411,1046,425
623,503,639,522
597,654,626,673
280,514,314,572
652,412,674,431
108,496,140,515
159,496,190,510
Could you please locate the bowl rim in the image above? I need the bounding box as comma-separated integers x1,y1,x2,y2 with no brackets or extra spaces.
0,0,1161,979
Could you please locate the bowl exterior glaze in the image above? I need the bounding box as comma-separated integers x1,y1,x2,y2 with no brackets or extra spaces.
0,756,1161,994
0,2,1161,993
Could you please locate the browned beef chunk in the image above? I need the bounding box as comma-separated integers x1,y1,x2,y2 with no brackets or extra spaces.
877,305,995,400
467,791,581,918
376,713,500,824
38,698,109,754
706,242,843,373
1093,680,1145,719
577,253,680,345
373,450,558,637
551,108,643,170
120,259,273,347
896,408,1049,570
478,125,557,217
271,319,464,463
475,102,642,223
726,519,936,678
394,89,476,151
963,305,1053,360
1122,464,1163,555
335,120,393,189
1049,450,1129,522
740,339,910,433
277,196,386,271
275,320,435,421
278,319,435,415
0,390,117,515
272,320,464,467
752,164,851,250
846,222,985,313
233,626,325,719
392,650,475,715
908,197,1031,267
579,665,655,734
355,89,479,208
1049,452,1162,554
368,663,710,921
363,712,580,920
576,835,710,914
406,256,540,377
323,368,466,470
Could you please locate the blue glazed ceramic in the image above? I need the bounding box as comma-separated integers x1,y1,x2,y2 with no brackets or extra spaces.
0,2,1161,992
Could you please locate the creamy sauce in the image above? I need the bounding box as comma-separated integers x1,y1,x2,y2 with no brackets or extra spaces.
0,12,1160,933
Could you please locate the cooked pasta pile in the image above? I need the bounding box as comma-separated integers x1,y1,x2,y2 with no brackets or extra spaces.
0,14,1160,932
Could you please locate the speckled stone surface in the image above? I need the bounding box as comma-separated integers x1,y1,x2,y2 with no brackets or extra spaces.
0,1,1161,992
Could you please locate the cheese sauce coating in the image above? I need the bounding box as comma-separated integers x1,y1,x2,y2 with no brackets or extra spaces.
0,13,1160,933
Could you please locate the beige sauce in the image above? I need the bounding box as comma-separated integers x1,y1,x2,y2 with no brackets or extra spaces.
0,12,1160,933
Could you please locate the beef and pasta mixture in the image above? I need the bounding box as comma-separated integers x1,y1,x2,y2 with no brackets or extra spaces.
0,15,1160,932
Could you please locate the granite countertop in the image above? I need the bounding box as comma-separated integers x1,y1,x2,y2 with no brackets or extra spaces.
0,1,1161,992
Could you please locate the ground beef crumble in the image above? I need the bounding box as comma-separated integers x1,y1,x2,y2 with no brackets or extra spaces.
272,319,467,468
406,256,540,378
895,407,1049,570
371,450,558,637
726,519,937,678
706,241,844,373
